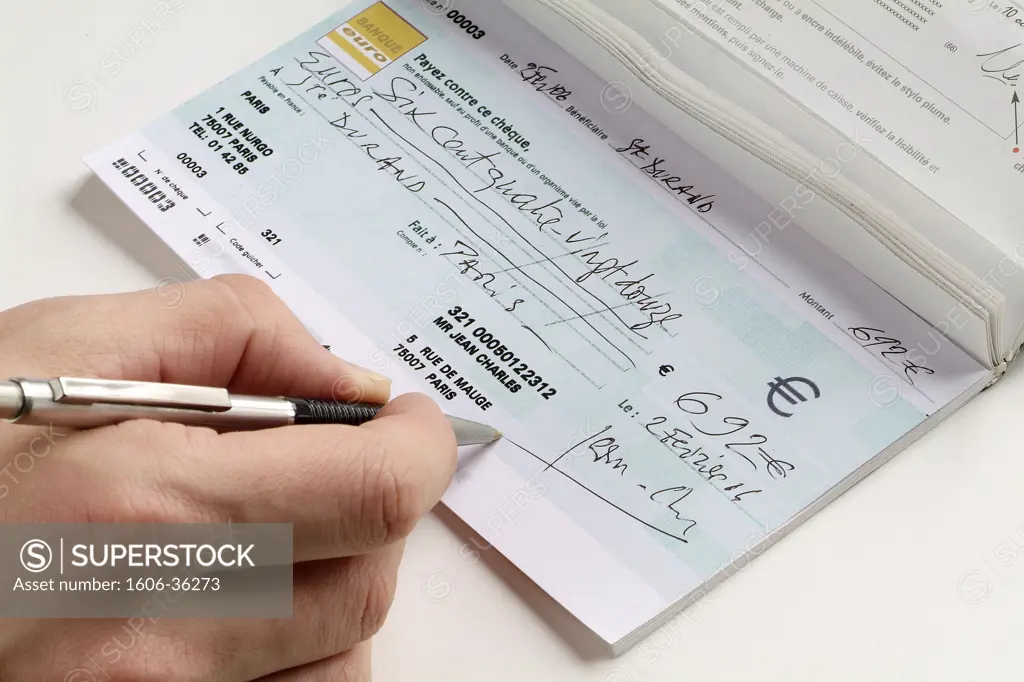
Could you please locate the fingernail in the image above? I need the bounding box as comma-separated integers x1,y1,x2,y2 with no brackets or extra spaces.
353,364,392,385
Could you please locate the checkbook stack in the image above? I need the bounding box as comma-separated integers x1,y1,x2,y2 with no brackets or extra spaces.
516,0,1024,374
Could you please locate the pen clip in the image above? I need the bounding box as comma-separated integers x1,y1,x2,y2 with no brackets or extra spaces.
49,377,233,412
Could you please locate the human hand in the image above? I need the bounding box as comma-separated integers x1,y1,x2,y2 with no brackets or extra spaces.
0,274,458,681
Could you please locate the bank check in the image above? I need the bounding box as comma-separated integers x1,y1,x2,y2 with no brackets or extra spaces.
85,0,990,647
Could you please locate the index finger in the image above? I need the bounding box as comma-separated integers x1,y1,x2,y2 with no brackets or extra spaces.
0,274,390,405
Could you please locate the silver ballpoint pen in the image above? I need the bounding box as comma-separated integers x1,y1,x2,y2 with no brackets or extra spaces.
0,377,502,447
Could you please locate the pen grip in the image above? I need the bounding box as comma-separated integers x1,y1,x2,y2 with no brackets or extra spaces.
288,399,381,426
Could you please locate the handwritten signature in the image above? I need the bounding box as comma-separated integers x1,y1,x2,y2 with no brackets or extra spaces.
976,43,1024,87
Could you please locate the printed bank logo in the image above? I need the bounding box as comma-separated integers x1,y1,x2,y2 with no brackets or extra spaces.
317,2,427,81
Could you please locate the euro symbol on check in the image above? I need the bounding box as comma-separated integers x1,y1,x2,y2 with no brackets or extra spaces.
766,377,821,418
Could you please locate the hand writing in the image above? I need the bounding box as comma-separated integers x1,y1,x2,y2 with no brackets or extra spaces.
976,43,1024,86
0,274,458,681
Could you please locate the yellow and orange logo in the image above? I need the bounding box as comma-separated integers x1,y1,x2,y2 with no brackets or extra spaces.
318,2,427,80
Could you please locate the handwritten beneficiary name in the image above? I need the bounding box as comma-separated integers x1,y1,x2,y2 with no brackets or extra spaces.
285,51,684,341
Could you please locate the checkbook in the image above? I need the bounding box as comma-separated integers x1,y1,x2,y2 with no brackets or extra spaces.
85,0,1024,655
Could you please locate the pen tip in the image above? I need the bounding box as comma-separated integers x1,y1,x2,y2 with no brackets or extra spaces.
494,430,503,441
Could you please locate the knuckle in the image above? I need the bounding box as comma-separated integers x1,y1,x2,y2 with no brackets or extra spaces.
358,569,396,641
159,279,258,369
363,447,420,545
205,277,259,320
212,273,276,302
379,472,421,543
202,276,276,344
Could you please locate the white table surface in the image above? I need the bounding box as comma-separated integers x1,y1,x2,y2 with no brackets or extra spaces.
3,1,1024,679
